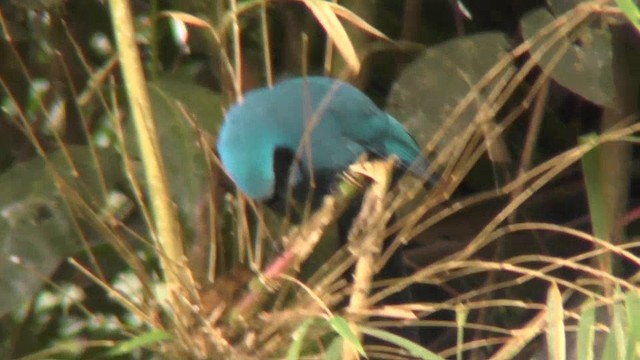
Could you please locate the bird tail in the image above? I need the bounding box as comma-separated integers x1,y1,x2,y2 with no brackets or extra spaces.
407,155,439,186
383,115,438,186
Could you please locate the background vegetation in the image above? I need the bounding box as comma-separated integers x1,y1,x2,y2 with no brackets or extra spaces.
0,0,639,359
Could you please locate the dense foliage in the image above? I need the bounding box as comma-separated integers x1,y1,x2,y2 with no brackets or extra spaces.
0,0,638,359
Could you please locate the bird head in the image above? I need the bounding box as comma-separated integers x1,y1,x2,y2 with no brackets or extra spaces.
217,95,305,203
218,145,276,201
217,110,277,201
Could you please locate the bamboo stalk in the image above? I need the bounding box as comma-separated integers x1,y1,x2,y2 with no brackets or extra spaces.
108,0,196,315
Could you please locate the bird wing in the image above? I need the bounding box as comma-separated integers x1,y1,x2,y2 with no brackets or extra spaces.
321,95,421,168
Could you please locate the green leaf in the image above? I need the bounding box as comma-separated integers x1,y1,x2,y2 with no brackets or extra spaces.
625,291,640,360
387,32,515,150
612,289,628,359
324,336,345,360
576,298,596,360
0,146,125,316
520,8,618,108
127,76,222,239
287,318,315,360
327,316,366,358
579,134,610,241
151,75,223,136
616,0,640,32
602,288,628,360
107,330,173,356
14,339,104,360
360,326,444,360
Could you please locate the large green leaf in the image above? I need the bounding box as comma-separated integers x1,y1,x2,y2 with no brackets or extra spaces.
150,75,223,136
386,32,515,149
127,76,222,238
520,7,618,108
0,146,125,316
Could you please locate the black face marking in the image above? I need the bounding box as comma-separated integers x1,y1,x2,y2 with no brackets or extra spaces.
267,146,297,208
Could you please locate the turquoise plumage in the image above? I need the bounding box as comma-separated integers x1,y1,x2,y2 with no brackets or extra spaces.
217,76,426,204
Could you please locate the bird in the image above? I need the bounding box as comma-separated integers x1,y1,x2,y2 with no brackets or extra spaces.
216,76,429,209
217,76,428,344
